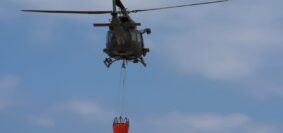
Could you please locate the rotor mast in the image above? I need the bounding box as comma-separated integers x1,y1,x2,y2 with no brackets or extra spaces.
113,0,117,13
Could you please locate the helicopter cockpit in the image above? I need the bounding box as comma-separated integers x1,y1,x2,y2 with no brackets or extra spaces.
105,29,146,58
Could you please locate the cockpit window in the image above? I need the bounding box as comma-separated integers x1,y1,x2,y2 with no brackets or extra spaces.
131,31,137,41
107,31,112,42
137,32,142,43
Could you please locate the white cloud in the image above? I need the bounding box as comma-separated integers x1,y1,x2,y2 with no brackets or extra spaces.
155,1,283,80
135,112,280,133
139,0,283,96
27,100,113,128
66,100,114,122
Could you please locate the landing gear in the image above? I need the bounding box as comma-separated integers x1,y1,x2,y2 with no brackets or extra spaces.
140,58,147,67
104,57,147,68
133,58,146,67
104,58,118,68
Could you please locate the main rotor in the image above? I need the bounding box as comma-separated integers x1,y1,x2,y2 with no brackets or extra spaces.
22,0,228,15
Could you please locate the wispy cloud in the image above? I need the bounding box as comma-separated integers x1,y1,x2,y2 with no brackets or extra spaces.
136,112,280,133
145,0,283,97
32,117,56,128
66,99,114,122
27,99,114,129
156,1,283,80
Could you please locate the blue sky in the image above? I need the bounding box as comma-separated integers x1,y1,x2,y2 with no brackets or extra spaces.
1,0,283,133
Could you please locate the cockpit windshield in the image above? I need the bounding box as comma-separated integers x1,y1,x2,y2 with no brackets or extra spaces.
130,31,137,41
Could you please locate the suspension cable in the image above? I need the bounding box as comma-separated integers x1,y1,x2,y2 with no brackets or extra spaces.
119,60,128,116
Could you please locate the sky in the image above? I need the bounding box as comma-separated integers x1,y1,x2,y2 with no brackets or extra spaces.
0,0,283,133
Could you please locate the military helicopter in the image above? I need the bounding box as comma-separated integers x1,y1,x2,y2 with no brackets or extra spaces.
22,0,228,68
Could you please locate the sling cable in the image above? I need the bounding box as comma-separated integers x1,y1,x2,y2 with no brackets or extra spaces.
113,60,129,133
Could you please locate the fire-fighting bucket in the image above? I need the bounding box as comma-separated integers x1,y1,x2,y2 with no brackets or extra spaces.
113,116,129,133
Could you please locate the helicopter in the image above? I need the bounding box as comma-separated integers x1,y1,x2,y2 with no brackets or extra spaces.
22,0,228,68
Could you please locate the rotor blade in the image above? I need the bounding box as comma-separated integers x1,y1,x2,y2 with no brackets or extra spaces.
21,10,113,14
129,0,228,13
